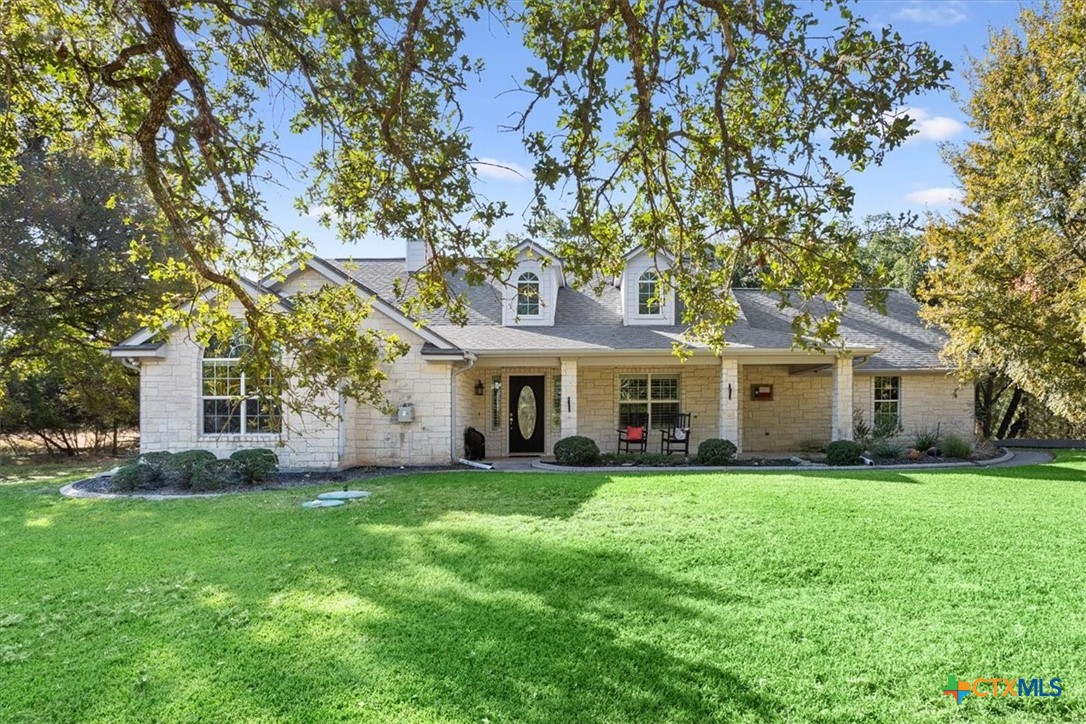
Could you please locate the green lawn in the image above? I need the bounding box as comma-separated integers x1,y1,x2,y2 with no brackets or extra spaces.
1,455,1084,722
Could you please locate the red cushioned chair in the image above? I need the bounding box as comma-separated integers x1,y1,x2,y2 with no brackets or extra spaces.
617,414,648,454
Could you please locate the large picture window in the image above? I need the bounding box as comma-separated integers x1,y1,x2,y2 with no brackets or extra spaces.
873,376,902,434
201,336,280,435
618,374,680,429
516,272,540,316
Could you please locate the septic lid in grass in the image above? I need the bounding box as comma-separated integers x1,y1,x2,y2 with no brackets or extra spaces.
301,499,345,508
317,490,372,500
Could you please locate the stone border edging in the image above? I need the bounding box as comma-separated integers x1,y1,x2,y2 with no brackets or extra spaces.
58,448,1018,500
530,448,1014,473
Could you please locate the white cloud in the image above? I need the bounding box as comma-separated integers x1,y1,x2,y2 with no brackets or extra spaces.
894,1,968,27
472,157,530,182
904,187,964,207
303,204,337,220
887,107,966,142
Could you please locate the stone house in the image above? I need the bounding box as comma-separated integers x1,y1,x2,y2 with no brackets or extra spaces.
109,241,973,468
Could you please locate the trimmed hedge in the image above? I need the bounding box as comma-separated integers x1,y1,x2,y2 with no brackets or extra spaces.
190,459,243,492
230,448,279,484
139,451,174,481
697,439,738,466
111,463,158,492
169,450,218,489
826,440,863,466
553,436,601,466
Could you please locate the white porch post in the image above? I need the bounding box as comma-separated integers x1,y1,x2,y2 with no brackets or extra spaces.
720,358,742,452
830,354,854,441
560,358,578,438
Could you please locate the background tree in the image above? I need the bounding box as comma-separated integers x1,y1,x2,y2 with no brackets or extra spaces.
921,0,1086,426
1,0,949,413
0,144,173,453
855,213,926,296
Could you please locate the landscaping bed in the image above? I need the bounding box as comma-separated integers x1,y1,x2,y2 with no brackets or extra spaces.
72,463,456,496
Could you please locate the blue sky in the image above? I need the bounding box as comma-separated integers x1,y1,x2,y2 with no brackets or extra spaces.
265,0,1028,259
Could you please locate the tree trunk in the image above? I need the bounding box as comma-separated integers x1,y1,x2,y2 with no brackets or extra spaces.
996,386,1024,440
111,422,119,457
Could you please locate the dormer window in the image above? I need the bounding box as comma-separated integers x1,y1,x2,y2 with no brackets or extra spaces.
517,272,540,316
638,271,660,315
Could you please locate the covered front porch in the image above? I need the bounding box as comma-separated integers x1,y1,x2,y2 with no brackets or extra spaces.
454,351,864,459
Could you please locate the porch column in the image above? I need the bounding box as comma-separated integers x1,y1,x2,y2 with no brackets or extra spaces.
719,357,742,452
830,354,854,441
560,358,578,438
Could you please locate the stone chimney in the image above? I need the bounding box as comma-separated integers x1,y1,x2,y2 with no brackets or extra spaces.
405,240,429,274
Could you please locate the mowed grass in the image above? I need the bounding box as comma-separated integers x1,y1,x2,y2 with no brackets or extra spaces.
1,456,1084,722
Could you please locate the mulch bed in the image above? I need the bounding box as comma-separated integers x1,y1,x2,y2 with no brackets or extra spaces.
72,465,456,496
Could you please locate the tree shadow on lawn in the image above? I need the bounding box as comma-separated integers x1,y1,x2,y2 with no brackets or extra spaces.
138,526,780,723
355,472,614,526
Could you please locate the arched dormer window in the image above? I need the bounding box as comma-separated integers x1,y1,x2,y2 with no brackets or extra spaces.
517,271,540,316
638,270,661,315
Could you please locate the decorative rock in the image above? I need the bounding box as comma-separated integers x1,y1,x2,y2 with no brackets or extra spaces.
907,448,922,461
302,499,345,508
316,491,372,501
926,446,942,457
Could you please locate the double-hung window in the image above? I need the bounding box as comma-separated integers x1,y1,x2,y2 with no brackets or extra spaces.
873,376,902,434
201,336,280,435
618,374,680,429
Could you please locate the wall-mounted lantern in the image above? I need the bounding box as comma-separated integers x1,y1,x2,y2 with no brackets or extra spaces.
474,380,485,396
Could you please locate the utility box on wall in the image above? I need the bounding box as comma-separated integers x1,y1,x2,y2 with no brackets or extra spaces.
396,403,415,423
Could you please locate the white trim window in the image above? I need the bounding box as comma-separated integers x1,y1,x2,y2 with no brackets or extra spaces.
552,375,562,429
490,375,502,431
516,272,541,316
618,374,680,429
637,270,661,315
201,336,280,435
873,376,902,434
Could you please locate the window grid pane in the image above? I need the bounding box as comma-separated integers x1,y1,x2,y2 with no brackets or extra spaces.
203,399,241,434
202,361,243,397
619,376,648,401
873,376,902,431
517,273,540,316
245,399,281,434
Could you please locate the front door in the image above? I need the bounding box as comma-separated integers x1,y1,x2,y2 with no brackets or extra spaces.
508,375,545,454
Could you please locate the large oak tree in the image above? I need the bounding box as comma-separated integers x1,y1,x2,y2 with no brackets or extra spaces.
1,0,949,412
921,0,1086,425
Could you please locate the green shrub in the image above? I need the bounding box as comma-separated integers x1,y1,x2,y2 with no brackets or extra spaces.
941,434,973,459
190,459,242,492
139,451,173,479
168,450,218,488
111,463,158,492
870,439,905,461
911,426,940,452
229,448,279,484
697,439,738,466
553,436,601,466
826,440,863,466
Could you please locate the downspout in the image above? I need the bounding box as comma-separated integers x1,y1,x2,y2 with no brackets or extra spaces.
450,352,478,462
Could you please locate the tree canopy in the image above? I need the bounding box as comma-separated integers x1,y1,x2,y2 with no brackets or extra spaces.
1,0,950,411
921,0,1086,424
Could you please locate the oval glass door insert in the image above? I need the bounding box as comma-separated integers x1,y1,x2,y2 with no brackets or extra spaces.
517,386,537,439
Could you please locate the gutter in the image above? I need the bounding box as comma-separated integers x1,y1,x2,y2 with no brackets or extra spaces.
449,351,478,462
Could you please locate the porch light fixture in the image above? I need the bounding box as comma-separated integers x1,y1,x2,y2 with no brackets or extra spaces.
474,380,485,396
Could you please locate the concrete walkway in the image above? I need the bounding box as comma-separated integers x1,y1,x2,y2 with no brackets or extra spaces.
986,449,1053,467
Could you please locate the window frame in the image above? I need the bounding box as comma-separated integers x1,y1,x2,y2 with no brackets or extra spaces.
490,374,502,431
200,338,280,436
516,271,541,316
552,374,562,429
617,373,681,430
872,375,902,433
637,270,661,315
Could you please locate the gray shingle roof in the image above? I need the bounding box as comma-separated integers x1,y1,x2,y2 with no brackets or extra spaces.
330,258,949,369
